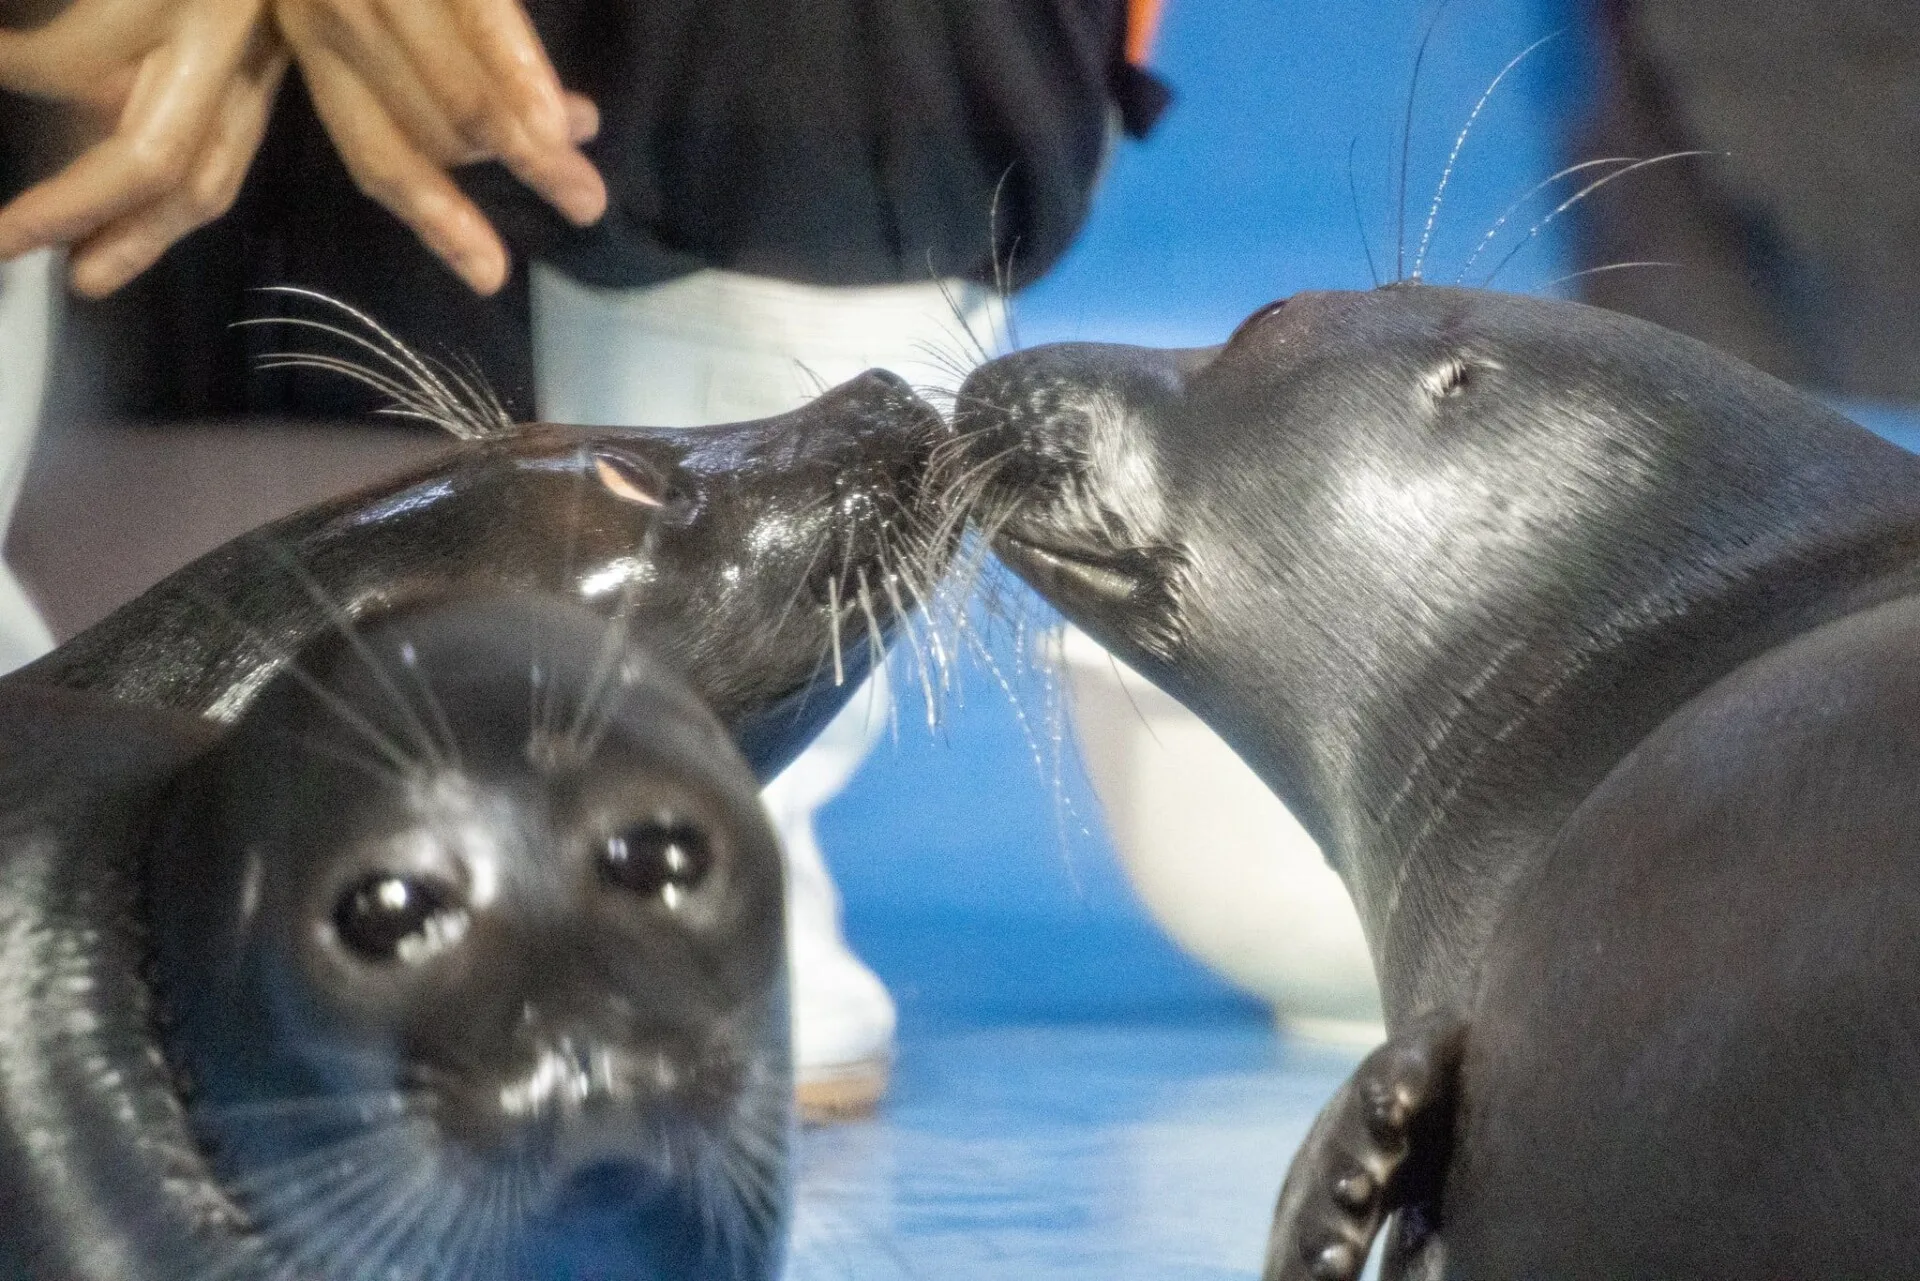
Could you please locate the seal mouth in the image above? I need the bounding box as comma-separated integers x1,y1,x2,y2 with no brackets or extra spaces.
992,526,1190,661
993,530,1147,607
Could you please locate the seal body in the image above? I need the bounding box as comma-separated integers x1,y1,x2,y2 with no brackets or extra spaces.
6,368,952,779
956,284,1920,1277
0,594,792,1281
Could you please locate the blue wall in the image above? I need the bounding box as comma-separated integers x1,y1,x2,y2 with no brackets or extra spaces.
821,0,1610,1030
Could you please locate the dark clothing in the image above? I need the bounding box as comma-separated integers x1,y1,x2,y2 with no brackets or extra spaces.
9,0,1164,419
515,0,1146,291
1571,0,1920,400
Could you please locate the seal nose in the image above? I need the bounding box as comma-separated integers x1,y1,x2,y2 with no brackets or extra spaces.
956,342,1187,496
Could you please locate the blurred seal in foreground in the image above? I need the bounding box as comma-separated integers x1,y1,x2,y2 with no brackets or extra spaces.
1,594,792,1280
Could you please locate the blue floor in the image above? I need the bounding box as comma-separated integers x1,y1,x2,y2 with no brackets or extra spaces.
789,1024,1362,1281
805,0,1920,1274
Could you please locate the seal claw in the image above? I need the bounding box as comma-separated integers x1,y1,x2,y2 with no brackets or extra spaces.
1262,1012,1467,1281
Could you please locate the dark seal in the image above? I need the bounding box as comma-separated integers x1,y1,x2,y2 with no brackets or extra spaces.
956,284,1920,1279
0,593,791,1281
6,360,954,780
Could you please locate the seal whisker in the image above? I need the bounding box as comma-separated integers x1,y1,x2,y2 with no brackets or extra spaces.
407,1162,475,1281
252,353,444,429
573,588,657,763
1535,260,1684,293
1481,150,1718,287
793,360,834,401
202,1087,428,1125
929,251,996,368
263,727,411,787
227,1113,431,1204
470,1168,511,1281
1348,136,1382,288
984,168,1025,354
336,1152,447,1281
460,1170,513,1281
251,288,449,401
855,569,900,743
878,549,942,729
441,349,516,437
247,540,452,772
826,576,846,687
248,336,484,442
240,287,515,441
229,1123,435,1276
238,646,425,778
558,585,639,757
394,638,466,774
951,602,1079,831
1395,0,1456,281
162,577,425,772
1455,155,1643,283
1412,30,1562,282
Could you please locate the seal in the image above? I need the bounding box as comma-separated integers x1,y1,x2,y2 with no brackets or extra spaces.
954,283,1920,1279
0,592,792,1281
6,344,956,780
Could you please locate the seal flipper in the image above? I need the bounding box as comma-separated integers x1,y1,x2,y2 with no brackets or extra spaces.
1261,1011,1467,1281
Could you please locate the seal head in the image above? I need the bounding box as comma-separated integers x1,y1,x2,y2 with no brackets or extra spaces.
15,367,955,778
148,595,788,1280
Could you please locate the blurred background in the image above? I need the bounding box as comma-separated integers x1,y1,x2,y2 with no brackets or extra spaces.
5,0,1918,1275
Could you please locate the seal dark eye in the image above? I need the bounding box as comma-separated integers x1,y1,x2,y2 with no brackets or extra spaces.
333,875,469,963
601,819,713,908
1227,297,1288,346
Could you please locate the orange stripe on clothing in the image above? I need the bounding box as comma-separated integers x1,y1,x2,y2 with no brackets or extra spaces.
1126,0,1166,64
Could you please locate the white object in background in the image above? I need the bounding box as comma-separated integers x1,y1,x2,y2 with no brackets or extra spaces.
531,263,1002,1115
0,249,58,674
1058,626,1384,1043
531,263,1000,426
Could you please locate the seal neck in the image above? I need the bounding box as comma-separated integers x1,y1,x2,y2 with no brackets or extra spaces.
1174,425,1920,1022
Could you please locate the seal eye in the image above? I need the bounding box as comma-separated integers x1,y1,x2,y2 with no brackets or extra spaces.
1227,297,1288,346
333,875,469,963
601,819,713,908
590,448,673,507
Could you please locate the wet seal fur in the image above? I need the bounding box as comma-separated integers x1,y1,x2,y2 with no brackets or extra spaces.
957,284,1920,1279
6,361,955,779
0,594,791,1281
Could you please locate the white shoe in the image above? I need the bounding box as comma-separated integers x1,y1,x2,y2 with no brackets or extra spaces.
760,672,897,1122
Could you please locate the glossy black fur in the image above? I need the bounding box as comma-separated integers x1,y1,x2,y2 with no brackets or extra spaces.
957,284,1920,1278
0,690,223,1280
0,596,792,1281
6,369,949,779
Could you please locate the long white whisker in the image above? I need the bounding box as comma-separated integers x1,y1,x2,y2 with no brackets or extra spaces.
1455,155,1642,283
1412,30,1562,281
1535,260,1683,292
1483,150,1718,287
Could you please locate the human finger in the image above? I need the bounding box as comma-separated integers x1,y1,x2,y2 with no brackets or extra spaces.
0,0,164,100
297,41,509,293
448,0,604,222
564,90,597,144
0,0,262,259
68,44,289,296
275,0,479,166
369,0,604,223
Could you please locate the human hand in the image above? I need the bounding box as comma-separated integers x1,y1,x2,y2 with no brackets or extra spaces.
0,0,291,297
274,0,607,295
